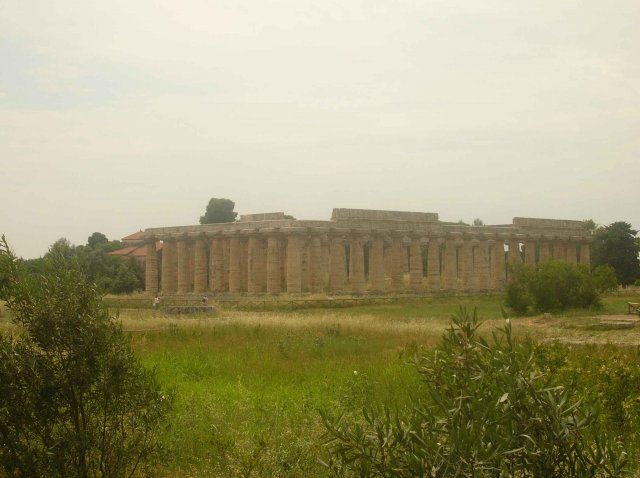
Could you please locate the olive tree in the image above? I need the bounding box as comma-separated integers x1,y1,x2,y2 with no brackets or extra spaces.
0,236,171,478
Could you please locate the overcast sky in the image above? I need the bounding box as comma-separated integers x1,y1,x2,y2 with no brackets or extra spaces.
1,0,638,258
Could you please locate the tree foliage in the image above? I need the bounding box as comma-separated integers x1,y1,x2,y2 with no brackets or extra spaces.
199,198,237,224
591,222,640,286
321,308,627,477
0,236,171,477
505,261,617,315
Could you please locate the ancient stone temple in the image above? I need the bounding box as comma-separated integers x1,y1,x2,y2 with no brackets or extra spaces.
143,209,591,296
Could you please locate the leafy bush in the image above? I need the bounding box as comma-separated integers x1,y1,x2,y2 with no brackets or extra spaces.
321,307,627,477
0,237,171,477
505,261,616,314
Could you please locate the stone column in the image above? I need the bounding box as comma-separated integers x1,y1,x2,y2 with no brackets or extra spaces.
579,241,591,267
409,237,423,292
145,240,159,294
188,242,195,291
309,235,323,293
390,235,404,292
369,236,385,293
321,238,331,288
267,235,281,294
554,241,566,262
247,236,261,295
442,236,457,291
349,236,365,294
507,238,520,281
492,238,506,290
228,236,241,293
301,238,310,292
460,237,474,291
193,237,208,293
161,239,177,293
329,236,347,293
566,239,578,264
524,238,536,269
475,238,490,291
177,238,190,293
222,238,230,290
538,239,552,264
210,237,224,292
426,237,441,291
286,234,302,294
240,239,249,291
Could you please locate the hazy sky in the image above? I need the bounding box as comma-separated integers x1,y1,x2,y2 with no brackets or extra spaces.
1,0,638,258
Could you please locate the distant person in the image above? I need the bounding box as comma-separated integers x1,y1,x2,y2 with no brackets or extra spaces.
153,295,160,309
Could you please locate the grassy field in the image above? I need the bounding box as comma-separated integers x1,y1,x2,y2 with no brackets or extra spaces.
2,292,640,476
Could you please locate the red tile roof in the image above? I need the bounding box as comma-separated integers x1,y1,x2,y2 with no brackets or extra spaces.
121,230,145,241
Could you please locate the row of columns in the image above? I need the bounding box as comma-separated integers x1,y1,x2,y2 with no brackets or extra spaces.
145,232,591,295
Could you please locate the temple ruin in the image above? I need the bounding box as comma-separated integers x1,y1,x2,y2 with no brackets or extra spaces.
143,208,591,295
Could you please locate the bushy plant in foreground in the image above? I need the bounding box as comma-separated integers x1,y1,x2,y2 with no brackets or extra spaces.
506,261,618,314
0,237,171,478
321,307,627,477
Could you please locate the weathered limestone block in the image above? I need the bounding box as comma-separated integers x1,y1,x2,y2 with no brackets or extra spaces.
369,236,385,293
538,239,551,264
492,238,506,290
426,238,441,291
524,239,536,269
228,236,241,293
161,239,177,293
409,237,423,292
460,238,474,291
390,235,404,292
210,237,225,292
193,237,208,293
286,234,302,294
579,241,591,266
329,237,347,293
177,238,191,293
475,238,490,290
145,240,159,294
442,236,457,291
309,235,323,293
267,236,281,294
349,237,365,294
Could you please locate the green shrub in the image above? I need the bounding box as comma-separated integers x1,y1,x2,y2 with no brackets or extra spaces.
505,261,613,314
321,307,627,477
0,237,172,477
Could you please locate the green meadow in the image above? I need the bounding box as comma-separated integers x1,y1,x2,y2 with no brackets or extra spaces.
2,293,640,476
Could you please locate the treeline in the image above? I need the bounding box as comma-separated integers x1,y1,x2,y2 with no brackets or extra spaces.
21,232,144,295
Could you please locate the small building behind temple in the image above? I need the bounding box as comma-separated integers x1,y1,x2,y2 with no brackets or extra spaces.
142,208,592,296
108,231,162,268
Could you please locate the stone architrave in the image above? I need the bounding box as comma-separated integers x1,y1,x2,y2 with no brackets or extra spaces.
309,235,323,293
492,238,506,290
329,236,347,293
390,235,404,292
177,238,191,293
286,234,303,294
161,239,177,293
193,237,208,293
349,236,365,294
538,239,551,264
579,241,591,267
523,238,536,269
409,237,423,292
266,235,281,294
460,237,474,291
369,236,385,293
474,238,489,291
228,236,241,293
209,237,224,292
442,236,457,291
426,237,441,291
145,240,159,294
